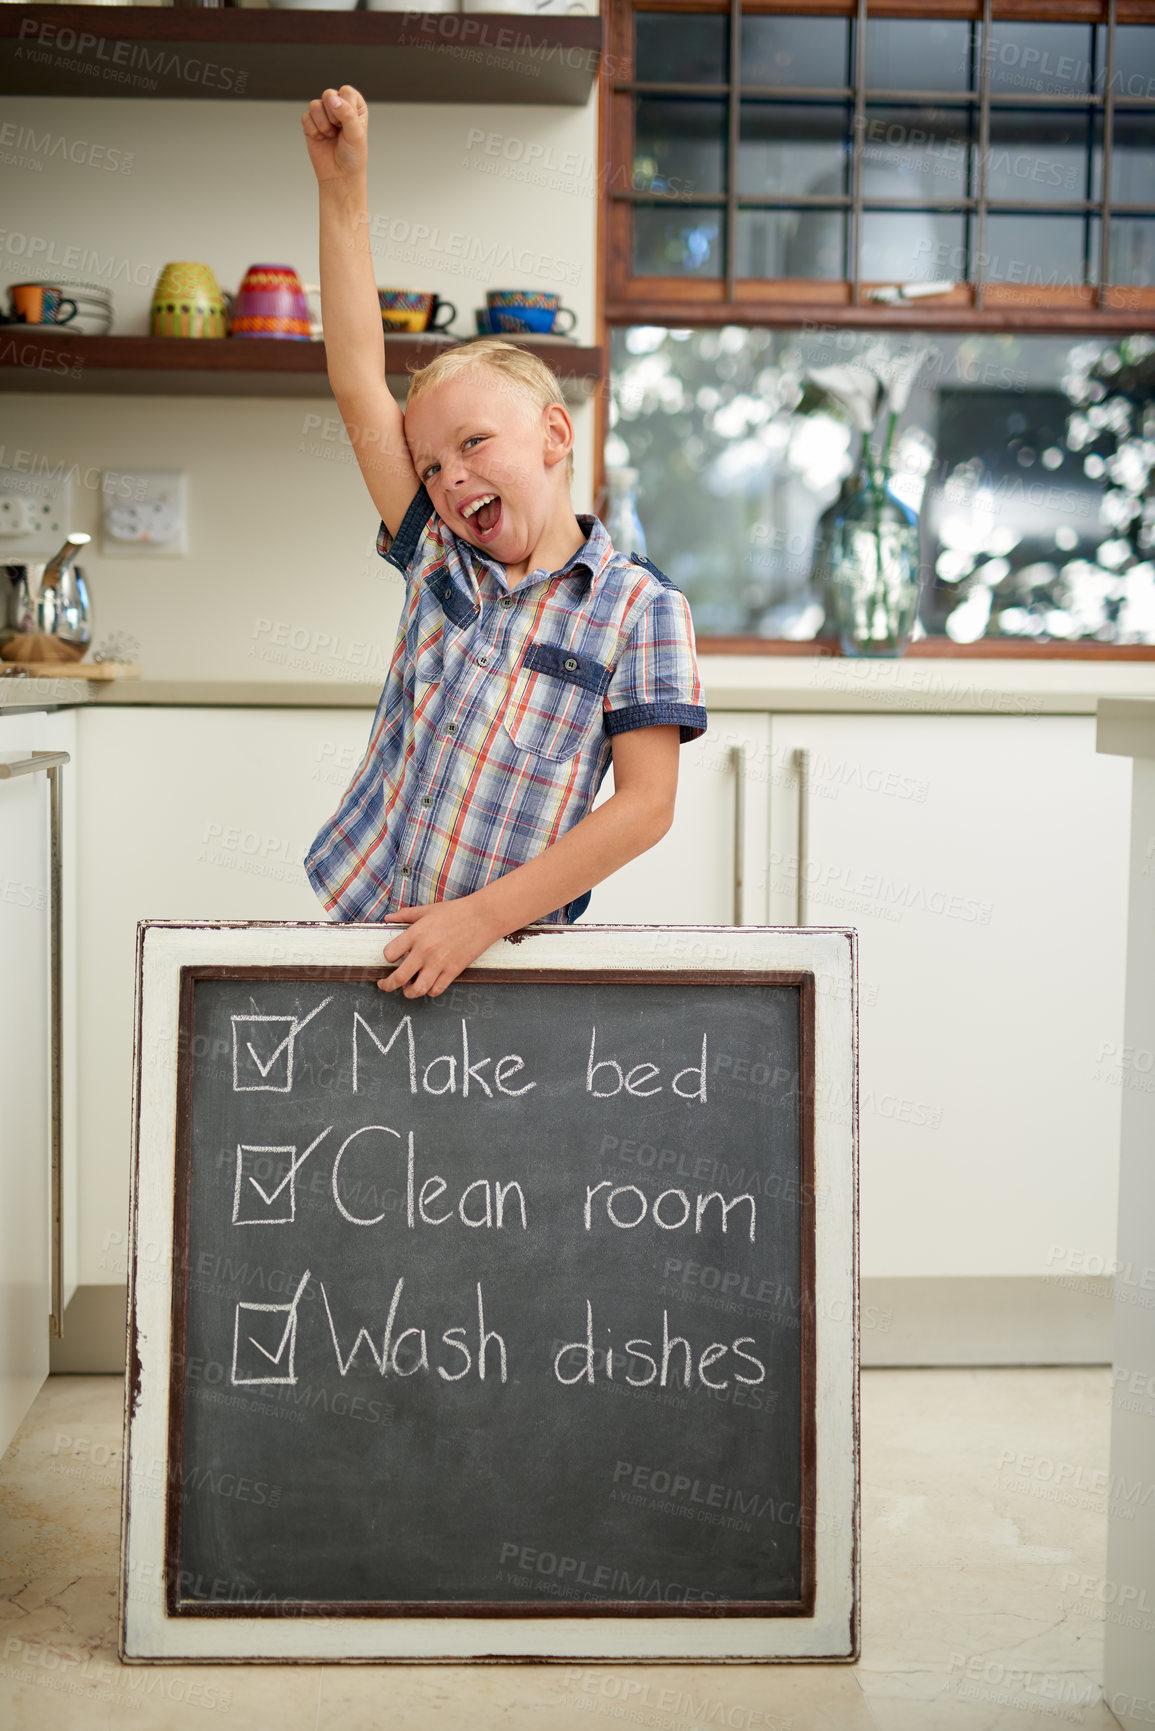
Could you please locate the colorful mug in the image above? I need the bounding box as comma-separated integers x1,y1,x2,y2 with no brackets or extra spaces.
150,262,229,339
229,264,316,341
9,284,78,326
485,290,576,335
377,290,456,333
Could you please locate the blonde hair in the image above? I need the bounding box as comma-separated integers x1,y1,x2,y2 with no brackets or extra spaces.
404,337,574,487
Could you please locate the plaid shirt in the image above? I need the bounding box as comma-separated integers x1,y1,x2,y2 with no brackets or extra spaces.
304,484,707,924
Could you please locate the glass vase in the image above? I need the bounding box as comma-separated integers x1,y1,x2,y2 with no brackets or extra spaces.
830,462,922,657
604,466,648,558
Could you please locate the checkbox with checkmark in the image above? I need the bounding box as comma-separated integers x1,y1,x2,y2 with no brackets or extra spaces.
231,1128,332,1227
230,1270,311,1387
231,1015,297,1093
230,996,333,1094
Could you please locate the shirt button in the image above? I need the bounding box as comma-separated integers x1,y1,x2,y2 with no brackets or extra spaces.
400,865,412,878
500,596,513,609
564,657,578,671
446,722,458,735
477,653,490,667
421,795,433,807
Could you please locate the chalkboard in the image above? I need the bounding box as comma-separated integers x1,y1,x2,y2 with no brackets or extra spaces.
122,923,857,1662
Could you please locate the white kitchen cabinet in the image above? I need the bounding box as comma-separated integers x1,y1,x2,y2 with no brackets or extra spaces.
590,713,771,926
0,707,76,1453
764,713,1132,1280
73,705,377,1288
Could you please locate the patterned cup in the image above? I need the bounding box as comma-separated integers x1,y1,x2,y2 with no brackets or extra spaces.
229,264,316,341
9,284,79,326
377,290,457,333
485,290,576,335
150,262,229,339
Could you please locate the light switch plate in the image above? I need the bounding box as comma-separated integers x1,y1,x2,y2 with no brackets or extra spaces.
101,470,188,557
0,466,74,556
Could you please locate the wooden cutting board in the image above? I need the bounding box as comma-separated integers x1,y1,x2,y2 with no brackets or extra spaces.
0,661,141,680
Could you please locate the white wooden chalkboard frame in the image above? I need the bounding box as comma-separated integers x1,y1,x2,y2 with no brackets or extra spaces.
120,920,858,1663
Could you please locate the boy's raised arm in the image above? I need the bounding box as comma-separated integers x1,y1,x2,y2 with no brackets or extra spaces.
302,84,421,538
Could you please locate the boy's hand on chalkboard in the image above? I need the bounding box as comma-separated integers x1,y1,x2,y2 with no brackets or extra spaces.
301,85,369,184
379,899,500,999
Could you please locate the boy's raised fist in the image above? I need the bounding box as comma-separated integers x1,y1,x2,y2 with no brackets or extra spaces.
301,85,368,182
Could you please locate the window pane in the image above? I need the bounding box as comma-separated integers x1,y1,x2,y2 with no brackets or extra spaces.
740,15,849,90
608,329,1155,645
783,205,849,278
635,98,726,198
633,207,724,277
737,101,849,198
1105,27,1155,100
737,208,847,279
862,105,973,201
985,110,1092,206
1112,110,1155,207
925,377,1114,642
984,23,1094,97
635,13,727,85
860,210,965,283
1110,219,1155,287
984,214,1098,287
865,19,977,93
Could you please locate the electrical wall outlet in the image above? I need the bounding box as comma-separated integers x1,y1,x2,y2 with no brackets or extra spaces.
0,494,34,537
0,467,74,556
101,470,188,557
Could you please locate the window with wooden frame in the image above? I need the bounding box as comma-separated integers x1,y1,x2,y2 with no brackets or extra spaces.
603,0,1155,323
595,0,1155,653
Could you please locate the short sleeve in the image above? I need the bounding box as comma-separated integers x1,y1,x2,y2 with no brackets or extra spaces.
604,584,707,744
376,482,438,579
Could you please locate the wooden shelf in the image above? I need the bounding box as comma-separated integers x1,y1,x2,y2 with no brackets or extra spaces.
0,329,604,397
2,6,602,104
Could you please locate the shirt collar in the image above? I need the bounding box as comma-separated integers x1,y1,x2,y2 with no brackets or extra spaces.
452,512,614,596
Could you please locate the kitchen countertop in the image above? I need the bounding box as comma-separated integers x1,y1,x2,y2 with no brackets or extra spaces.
3,658,1155,716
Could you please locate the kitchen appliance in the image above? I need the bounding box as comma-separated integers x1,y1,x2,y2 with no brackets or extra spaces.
36,532,91,651
0,532,93,664
0,564,36,648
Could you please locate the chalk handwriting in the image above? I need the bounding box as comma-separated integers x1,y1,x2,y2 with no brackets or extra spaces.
320,1277,508,1383
353,1013,536,1098
553,1301,766,1393
586,1028,709,1102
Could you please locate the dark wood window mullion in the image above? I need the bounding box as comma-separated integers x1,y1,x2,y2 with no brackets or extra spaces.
850,0,867,304
1099,0,1117,305
726,0,741,303
974,0,992,310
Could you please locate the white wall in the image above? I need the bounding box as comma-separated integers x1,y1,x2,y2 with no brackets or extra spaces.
1,93,599,680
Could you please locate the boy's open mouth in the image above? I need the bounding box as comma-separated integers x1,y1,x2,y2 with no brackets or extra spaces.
461,493,502,540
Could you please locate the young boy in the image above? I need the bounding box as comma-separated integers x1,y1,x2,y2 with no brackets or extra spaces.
300,85,706,1001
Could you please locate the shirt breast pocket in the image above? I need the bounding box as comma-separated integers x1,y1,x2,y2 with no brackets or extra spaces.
502,641,612,763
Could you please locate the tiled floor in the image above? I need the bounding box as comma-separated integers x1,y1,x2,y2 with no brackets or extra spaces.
0,1369,1122,1729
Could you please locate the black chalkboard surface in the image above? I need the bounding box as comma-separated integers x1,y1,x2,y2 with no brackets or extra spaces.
166,964,815,1618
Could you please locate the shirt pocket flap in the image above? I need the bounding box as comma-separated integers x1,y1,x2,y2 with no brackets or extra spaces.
522,641,613,696
502,641,613,762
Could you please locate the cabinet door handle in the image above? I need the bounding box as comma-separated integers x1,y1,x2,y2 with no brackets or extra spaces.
0,751,69,1337
792,747,809,926
730,742,747,926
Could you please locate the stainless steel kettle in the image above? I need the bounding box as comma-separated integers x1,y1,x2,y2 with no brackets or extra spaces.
1,564,37,645
35,532,92,649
